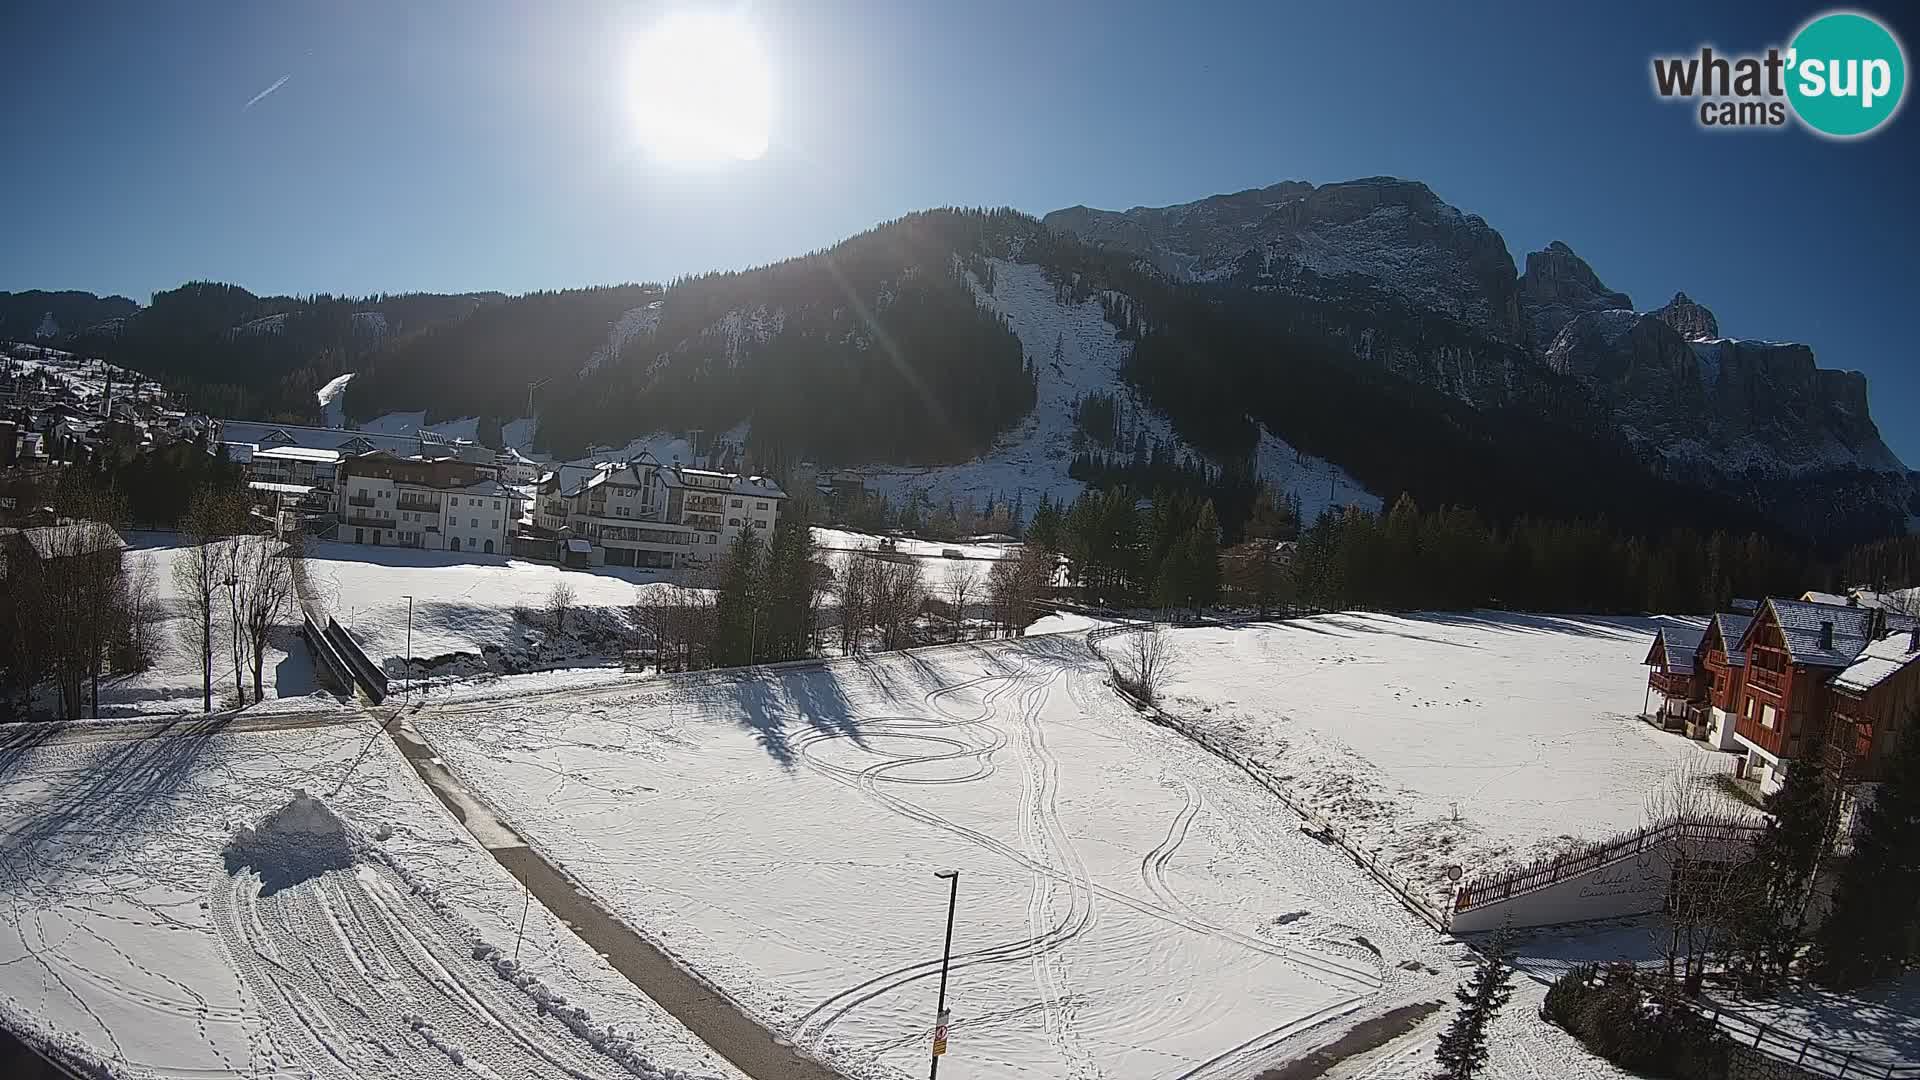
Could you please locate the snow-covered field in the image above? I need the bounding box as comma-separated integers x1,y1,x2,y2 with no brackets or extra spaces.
300,541,684,669
412,634,1490,1080
1136,612,1745,907
813,527,1018,594
0,708,743,1080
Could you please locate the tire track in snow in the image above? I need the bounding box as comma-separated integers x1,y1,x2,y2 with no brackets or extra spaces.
212,862,637,1080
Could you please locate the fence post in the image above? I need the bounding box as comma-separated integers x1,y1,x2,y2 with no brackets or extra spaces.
1753,1023,1765,1047
1835,1052,1851,1078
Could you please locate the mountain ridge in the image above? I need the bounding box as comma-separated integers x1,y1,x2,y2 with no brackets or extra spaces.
9,180,1912,546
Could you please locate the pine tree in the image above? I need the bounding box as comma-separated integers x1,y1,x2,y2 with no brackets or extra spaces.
1810,716,1920,988
1432,931,1515,1079
1730,757,1836,988
712,530,765,667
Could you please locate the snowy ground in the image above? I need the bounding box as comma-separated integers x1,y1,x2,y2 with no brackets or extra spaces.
410,634,1496,1080
813,527,1018,595
300,541,688,672
30,533,318,720
0,708,744,1080
1135,612,1747,908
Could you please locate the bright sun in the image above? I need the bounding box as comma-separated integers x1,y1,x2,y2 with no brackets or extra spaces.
633,11,772,162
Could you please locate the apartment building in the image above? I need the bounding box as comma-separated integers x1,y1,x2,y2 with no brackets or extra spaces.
336,450,520,553
530,453,785,569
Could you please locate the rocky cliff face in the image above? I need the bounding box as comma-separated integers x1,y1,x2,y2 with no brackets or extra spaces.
1516,241,1633,350
1048,179,1912,541
1545,300,1911,538
1653,292,1719,340
1045,177,1523,340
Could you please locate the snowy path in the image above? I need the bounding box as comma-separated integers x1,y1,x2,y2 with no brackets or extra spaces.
413,636,1471,1080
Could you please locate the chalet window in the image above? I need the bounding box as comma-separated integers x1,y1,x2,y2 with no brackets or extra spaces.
1761,704,1777,730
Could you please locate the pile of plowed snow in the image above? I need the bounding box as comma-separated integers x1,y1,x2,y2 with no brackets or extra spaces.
224,788,362,893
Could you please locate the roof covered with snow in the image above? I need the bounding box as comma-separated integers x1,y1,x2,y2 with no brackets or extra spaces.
1647,625,1706,674
1831,627,1920,695
1746,598,1920,669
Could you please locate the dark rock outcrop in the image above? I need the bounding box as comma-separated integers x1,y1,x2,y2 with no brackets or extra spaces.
1517,241,1633,349
1653,291,1720,341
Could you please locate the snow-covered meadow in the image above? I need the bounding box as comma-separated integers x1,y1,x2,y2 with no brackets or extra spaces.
412,634,1478,1080
0,708,743,1080
1135,612,1745,906
300,541,684,671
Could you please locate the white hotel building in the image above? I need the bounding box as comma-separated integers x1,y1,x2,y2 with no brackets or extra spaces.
533,453,785,569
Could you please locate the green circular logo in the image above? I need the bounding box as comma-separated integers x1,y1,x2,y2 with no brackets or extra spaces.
1787,11,1907,137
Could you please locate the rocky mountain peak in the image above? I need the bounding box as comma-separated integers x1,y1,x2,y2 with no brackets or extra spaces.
1516,241,1633,349
1044,176,1521,340
1653,291,1720,341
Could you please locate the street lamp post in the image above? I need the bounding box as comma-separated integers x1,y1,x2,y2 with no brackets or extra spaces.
402,594,414,699
930,869,959,1079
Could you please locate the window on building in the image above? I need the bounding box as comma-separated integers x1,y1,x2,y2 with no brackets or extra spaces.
729,518,741,527
731,498,743,507
494,499,502,509
756,501,767,510
470,518,479,528
1761,704,1777,729
706,534,716,544
491,520,499,530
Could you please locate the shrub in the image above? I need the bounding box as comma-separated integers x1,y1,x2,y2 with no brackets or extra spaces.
1540,964,1730,1080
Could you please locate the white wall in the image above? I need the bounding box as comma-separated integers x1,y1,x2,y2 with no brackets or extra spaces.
1451,831,1758,932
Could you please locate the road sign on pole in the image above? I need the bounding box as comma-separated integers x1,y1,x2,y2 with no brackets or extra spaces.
932,1008,950,1057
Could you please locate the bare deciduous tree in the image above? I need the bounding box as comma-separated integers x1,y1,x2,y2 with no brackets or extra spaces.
1641,760,1763,992
235,534,300,703
869,558,927,652
1114,625,1181,704
176,489,245,713
837,554,875,655
945,563,980,643
547,580,578,635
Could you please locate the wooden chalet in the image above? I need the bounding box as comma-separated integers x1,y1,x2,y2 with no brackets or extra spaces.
1643,623,1709,735
1727,598,1919,794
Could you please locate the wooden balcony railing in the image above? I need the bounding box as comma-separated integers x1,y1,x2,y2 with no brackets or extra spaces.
1748,666,1786,694
1648,671,1696,697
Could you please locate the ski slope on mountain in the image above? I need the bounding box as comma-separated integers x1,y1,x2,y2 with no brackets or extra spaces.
411,634,1470,1080
845,258,1376,521
315,372,355,428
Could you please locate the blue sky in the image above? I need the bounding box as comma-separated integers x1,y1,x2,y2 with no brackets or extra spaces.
2,0,1916,464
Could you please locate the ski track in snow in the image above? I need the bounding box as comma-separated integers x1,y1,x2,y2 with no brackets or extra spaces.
416,636,1434,1080
210,863,635,1080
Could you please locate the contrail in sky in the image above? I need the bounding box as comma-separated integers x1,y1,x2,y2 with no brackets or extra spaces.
243,74,290,111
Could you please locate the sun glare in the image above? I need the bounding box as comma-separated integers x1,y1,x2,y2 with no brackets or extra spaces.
632,11,772,163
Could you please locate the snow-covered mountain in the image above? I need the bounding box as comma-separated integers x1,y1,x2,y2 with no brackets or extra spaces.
1546,293,1912,537
1047,177,1523,340
1047,178,1914,540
